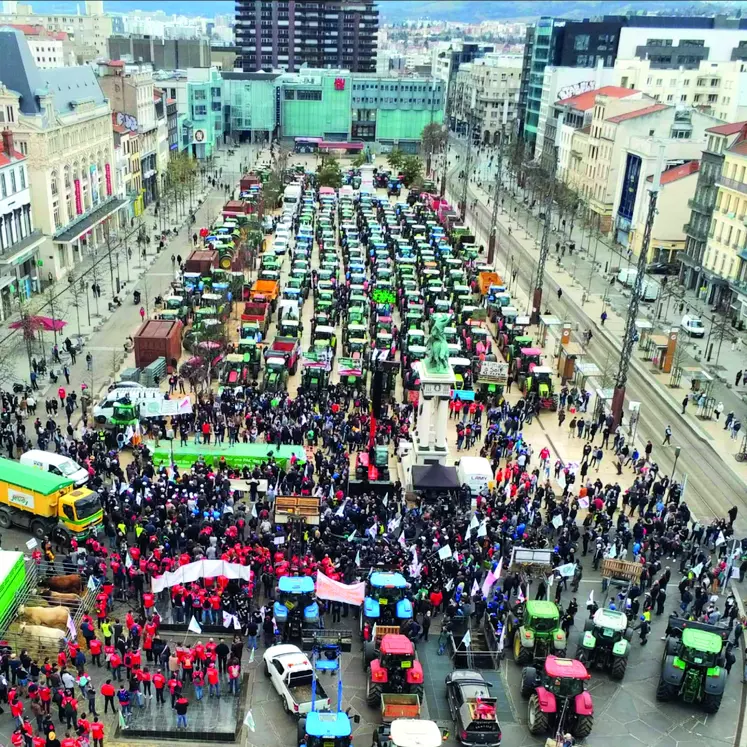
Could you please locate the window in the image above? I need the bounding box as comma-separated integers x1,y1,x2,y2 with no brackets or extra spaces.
193,89,206,100
19,167,25,189
697,78,707,86
0,173,5,198
211,102,221,112
574,34,590,51
296,90,321,101
211,87,221,97
9,170,16,193
284,89,295,100
667,94,673,101
681,95,687,102
193,105,207,116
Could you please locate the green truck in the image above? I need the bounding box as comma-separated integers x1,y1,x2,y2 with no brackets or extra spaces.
0,550,26,629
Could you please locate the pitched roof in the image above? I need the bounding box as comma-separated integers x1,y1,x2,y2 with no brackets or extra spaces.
0,138,26,166
606,103,669,123
729,141,747,157
556,85,638,111
7,24,67,40
706,121,747,136
646,160,700,185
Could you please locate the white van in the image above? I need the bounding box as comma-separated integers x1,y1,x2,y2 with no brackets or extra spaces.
681,315,705,338
455,456,494,496
93,387,163,425
21,450,89,487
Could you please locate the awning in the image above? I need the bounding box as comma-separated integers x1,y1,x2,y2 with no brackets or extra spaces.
412,463,459,491
0,230,45,266
54,198,129,244
319,141,364,151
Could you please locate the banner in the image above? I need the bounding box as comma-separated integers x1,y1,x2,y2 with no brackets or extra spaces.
151,560,252,593
315,571,365,606
481,570,496,598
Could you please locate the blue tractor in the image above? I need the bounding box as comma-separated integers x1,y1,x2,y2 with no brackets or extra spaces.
360,571,413,636
274,576,320,641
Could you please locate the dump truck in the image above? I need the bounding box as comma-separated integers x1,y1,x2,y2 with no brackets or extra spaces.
0,458,102,541
265,336,301,375
252,279,280,309
241,300,270,334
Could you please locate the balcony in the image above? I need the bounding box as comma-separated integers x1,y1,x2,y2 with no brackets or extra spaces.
687,197,713,215
717,176,747,195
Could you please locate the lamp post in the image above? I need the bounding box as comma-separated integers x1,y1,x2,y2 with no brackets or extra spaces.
671,445,681,481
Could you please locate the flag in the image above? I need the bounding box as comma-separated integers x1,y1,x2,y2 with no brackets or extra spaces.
233,616,242,631
125,553,133,569
481,570,496,598
471,579,480,597
249,647,255,664
462,629,472,648
587,590,594,609
690,562,703,577
716,531,726,547
355,550,361,567
336,499,348,517
251,502,258,519
516,588,525,603
66,614,77,640
382,494,388,507
470,515,479,531
495,557,503,579
477,520,487,538
87,575,98,591
438,545,452,560
367,523,378,539
398,532,406,548
243,709,256,732
348,530,357,541
188,616,202,634
498,624,505,651
118,708,127,729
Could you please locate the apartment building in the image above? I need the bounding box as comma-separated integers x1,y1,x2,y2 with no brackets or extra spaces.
702,129,747,317
111,115,141,216
0,29,127,283
614,58,747,123
679,122,747,294
452,57,522,145
0,128,44,313
236,0,378,73
5,25,75,69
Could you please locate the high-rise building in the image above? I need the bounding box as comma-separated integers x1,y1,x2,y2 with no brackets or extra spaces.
235,1,378,73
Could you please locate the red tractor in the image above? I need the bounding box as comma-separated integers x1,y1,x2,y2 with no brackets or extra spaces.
520,656,594,740
363,633,424,707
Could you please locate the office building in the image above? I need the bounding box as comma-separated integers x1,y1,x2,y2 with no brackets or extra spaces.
108,36,212,70
235,1,378,73
0,29,128,284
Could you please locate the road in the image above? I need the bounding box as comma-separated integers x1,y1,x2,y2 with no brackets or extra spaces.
440,137,747,533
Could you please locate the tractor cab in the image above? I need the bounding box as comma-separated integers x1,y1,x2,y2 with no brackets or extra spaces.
405,329,426,356
523,367,557,410
344,324,368,358
363,634,423,707
300,712,359,747
508,599,566,664
263,357,288,393
515,347,543,378
302,360,329,393
111,400,137,428
362,572,412,630
279,318,302,339
312,325,337,354
273,575,320,640
449,357,473,391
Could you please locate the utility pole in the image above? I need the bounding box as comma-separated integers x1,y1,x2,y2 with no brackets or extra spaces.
611,144,666,429
529,144,557,324
487,105,508,267
459,98,475,222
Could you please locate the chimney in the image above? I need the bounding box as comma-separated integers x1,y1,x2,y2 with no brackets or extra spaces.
1,129,14,161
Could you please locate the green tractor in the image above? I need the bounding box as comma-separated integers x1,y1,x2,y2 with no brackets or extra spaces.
262,356,288,393
657,619,728,713
506,600,567,665
577,608,633,680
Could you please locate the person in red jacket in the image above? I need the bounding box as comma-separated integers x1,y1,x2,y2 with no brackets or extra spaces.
89,638,102,667
90,718,104,747
152,670,166,705
167,676,182,709
206,664,220,699
192,668,204,700
109,651,122,682
10,696,24,728
10,728,23,747
39,684,52,715
142,591,155,620
100,680,116,714
61,732,77,747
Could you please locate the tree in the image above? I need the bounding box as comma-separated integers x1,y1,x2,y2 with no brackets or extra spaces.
421,122,447,175
400,155,423,187
66,271,87,343
351,153,367,168
318,158,343,189
42,283,68,348
88,255,105,317
387,149,405,171
167,152,198,215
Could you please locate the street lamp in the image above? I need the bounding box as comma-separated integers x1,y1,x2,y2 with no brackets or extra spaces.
671,445,681,481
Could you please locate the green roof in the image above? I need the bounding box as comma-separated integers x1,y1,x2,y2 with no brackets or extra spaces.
525,600,560,618
0,457,73,495
682,627,723,654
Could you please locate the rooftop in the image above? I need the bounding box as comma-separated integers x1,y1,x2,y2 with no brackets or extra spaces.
6,24,67,41
646,160,700,185
706,121,747,136
728,140,747,157
606,103,670,124
0,141,26,165
556,85,638,111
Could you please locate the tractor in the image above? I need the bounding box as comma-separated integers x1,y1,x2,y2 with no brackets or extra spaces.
522,367,558,411
520,656,594,740
657,618,728,712
360,572,413,636
577,608,633,680
506,600,566,665
273,576,320,641
262,357,289,393
363,633,424,706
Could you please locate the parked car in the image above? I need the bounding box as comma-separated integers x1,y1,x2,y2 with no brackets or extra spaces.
445,670,502,746
681,315,706,338
647,262,679,276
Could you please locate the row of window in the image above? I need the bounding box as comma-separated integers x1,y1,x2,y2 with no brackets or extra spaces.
0,165,27,199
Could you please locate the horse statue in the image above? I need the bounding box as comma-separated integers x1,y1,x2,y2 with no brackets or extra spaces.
425,313,451,373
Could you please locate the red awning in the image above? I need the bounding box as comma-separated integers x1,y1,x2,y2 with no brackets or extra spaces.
318,141,364,151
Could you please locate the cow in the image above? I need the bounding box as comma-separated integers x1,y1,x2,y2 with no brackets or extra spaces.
18,623,67,644
41,590,81,605
40,574,83,594
18,606,70,631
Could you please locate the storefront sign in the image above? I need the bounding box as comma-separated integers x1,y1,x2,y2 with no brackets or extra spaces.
74,179,82,214
105,163,112,196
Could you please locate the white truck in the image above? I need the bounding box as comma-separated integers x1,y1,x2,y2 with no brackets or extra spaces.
263,644,330,716
92,387,164,425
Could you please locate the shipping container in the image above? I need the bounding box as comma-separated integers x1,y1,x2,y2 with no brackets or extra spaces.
134,319,183,369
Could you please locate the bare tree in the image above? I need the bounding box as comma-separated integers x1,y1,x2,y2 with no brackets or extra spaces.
42,283,68,348
88,256,105,317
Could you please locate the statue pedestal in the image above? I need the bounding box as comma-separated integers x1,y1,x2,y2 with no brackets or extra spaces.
412,360,455,466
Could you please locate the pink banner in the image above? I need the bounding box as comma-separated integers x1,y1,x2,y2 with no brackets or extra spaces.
315,571,365,606
74,179,82,214
105,163,112,196
481,570,496,599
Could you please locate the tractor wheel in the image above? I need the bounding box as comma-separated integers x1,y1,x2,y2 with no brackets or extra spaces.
506,618,516,645
527,694,550,735
410,684,424,700
366,678,382,707
702,693,722,713
624,627,634,642
264,659,271,678
664,638,681,657
655,677,678,701
573,715,594,740
576,649,590,667
520,667,537,699
610,656,628,681
362,640,376,671
516,645,533,666
583,619,594,632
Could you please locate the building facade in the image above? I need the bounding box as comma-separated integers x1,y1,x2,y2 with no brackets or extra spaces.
236,0,378,73
108,36,212,70
0,127,44,313
0,29,128,284
451,58,522,145
679,122,747,295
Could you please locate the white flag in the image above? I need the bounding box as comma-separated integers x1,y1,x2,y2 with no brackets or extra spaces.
586,590,594,609
243,709,256,732
398,532,406,548
87,575,98,591
438,544,452,560
382,494,388,507
606,544,617,559
470,515,479,531
233,616,242,631
251,502,258,519
367,523,378,539
690,562,703,577
495,557,503,579
462,629,472,648
477,520,487,538
125,553,133,569
471,579,480,597
716,531,726,547
355,550,361,567
223,611,233,628
348,530,356,541
498,624,506,651
188,616,202,635
336,499,348,517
